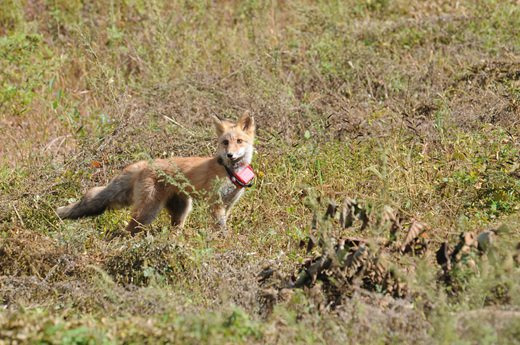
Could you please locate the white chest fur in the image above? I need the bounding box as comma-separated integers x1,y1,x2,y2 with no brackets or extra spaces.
219,180,245,207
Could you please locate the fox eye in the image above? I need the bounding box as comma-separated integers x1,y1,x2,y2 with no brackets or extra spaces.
222,140,229,146
237,139,243,144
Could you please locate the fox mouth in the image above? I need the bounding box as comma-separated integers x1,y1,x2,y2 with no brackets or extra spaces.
229,156,243,164
226,155,245,168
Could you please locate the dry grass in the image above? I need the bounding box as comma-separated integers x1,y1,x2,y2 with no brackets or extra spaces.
1,0,519,344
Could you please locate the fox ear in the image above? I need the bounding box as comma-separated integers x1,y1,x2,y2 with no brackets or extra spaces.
212,115,225,136
237,111,255,136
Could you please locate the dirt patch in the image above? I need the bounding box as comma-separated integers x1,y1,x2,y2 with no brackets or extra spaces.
0,228,89,281
449,61,520,129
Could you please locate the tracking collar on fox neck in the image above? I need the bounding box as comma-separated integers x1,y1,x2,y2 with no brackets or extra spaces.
217,157,255,188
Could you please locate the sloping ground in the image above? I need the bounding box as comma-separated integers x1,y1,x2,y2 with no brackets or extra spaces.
1,203,519,344
1,0,519,344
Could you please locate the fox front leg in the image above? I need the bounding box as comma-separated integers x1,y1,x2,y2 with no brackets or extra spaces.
224,188,244,217
213,205,228,235
212,182,244,236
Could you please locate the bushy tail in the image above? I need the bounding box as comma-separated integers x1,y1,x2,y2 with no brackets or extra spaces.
57,174,133,219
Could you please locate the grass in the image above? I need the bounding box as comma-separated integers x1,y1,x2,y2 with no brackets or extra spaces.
1,0,519,344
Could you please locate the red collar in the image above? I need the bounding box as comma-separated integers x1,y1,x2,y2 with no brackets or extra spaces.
217,158,255,188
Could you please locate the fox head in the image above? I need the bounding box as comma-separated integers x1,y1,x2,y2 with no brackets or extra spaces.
213,111,255,168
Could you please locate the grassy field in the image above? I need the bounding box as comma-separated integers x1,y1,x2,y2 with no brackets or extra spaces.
1,0,519,343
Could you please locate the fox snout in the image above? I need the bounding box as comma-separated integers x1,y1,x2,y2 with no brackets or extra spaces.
226,152,241,160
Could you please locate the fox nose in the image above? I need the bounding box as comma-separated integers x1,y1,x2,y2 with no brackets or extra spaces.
227,153,234,158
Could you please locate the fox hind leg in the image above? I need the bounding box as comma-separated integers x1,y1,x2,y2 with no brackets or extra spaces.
166,195,193,228
126,201,163,235
125,182,163,235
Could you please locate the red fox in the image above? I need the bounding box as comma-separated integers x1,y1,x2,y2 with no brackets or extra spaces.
57,112,256,235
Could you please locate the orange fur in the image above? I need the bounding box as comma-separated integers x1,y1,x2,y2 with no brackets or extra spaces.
57,112,255,235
